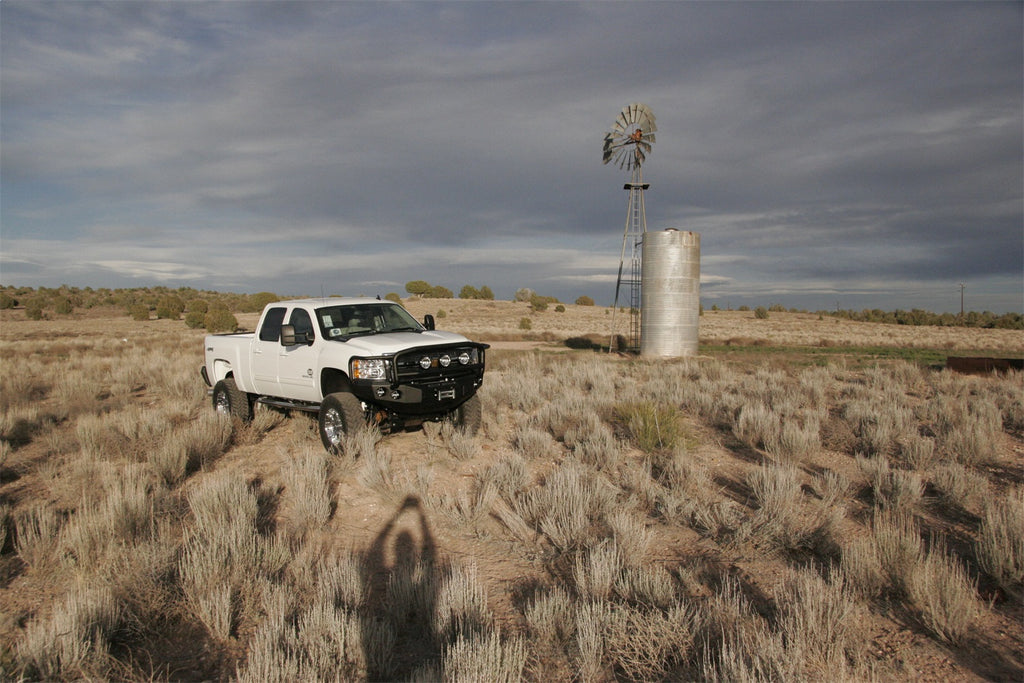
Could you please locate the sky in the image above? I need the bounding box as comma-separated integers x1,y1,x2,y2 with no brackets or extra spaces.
2,1,1021,313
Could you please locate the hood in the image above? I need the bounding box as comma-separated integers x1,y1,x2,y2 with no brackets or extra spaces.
335,330,471,356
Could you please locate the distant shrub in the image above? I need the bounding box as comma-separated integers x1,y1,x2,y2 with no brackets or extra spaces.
769,303,786,312
184,311,206,329
0,293,15,309
204,309,238,333
156,296,185,320
243,292,279,313
479,285,494,300
187,299,209,315
575,295,594,306
25,303,44,320
437,309,447,319
754,306,769,319
385,292,402,303
555,304,566,313
530,295,548,312
428,285,453,299
53,298,73,315
460,285,480,300
129,304,150,322
514,288,534,302
519,317,532,330
738,305,750,311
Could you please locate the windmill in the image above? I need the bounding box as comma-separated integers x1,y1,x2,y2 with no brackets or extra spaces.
603,103,656,351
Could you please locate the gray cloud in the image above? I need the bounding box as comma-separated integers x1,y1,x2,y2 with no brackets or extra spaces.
1,1,1020,312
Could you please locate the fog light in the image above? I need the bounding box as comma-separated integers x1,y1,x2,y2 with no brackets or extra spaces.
419,356,431,369
439,354,451,367
375,386,387,398
391,390,401,400
458,351,471,365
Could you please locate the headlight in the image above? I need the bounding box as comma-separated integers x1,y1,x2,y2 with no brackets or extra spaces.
351,358,389,380
419,356,432,369
458,351,471,365
439,354,451,367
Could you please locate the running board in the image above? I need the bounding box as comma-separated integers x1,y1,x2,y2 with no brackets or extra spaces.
255,397,321,413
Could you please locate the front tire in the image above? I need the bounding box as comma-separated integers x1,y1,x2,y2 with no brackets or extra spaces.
212,378,252,421
450,394,482,435
318,392,366,454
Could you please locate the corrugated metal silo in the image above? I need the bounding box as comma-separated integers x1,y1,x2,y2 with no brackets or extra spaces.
641,229,700,357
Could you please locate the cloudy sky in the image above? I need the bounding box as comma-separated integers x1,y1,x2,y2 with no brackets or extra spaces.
2,1,1021,312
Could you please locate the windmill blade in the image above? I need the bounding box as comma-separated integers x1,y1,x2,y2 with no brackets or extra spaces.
615,109,629,130
627,103,640,124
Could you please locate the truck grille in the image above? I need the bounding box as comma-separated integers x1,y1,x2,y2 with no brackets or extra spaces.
394,344,483,383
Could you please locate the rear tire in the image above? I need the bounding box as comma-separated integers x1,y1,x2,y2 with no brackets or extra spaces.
450,394,482,435
212,378,252,421
318,392,366,454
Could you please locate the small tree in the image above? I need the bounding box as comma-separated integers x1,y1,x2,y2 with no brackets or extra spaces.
385,292,403,303
460,285,480,300
519,317,532,330
575,295,594,306
405,280,432,296
555,304,566,313
530,294,549,312
754,306,769,319
514,287,534,302
427,285,453,299
479,285,494,300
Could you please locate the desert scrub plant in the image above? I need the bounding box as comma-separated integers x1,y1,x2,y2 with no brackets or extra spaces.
975,487,1024,596
16,584,121,680
841,511,922,600
525,585,575,646
907,543,981,645
731,401,778,451
930,463,989,513
857,454,923,513
437,629,527,683
764,414,821,463
510,424,556,460
440,420,480,460
59,463,159,569
775,569,860,675
280,447,333,544
513,459,618,553
922,394,1004,466
14,503,61,568
434,561,493,641
616,400,687,453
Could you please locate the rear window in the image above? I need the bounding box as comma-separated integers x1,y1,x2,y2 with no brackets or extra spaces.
259,307,287,342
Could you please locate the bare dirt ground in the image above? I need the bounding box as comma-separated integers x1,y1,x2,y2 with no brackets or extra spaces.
0,300,1021,680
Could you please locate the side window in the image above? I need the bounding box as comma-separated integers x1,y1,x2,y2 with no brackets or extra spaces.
289,308,314,340
258,307,287,342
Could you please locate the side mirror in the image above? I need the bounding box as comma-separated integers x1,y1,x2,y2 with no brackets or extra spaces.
280,324,297,346
423,314,435,331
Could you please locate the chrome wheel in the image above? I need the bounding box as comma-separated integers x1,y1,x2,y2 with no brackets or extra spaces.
214,388,231,416
321,406,344,449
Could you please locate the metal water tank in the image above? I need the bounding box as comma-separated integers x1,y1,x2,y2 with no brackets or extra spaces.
641,229,700,357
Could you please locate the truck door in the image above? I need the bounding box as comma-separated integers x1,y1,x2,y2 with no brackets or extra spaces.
252,306,286,395
278,308,319,402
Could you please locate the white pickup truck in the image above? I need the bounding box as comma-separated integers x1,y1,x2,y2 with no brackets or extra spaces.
200,297,489,452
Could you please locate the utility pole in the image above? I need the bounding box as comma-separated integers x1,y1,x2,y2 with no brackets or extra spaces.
959,282,966,318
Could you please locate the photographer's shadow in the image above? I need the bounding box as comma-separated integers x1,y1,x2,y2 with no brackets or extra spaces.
362,495,445,680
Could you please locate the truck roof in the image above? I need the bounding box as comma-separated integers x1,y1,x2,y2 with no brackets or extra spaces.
276,297,395,308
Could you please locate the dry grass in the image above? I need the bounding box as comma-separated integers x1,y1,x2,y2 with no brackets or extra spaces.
1,304,1021,681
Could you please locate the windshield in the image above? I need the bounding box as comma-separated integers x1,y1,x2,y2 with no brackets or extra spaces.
315,303,423,340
